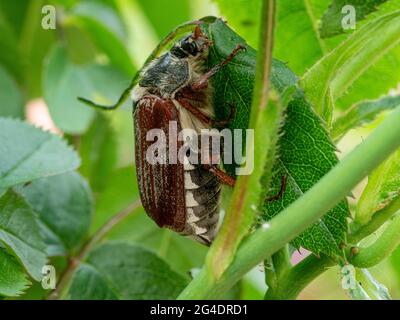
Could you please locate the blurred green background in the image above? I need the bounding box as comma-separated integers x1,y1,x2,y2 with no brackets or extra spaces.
1,0,399,300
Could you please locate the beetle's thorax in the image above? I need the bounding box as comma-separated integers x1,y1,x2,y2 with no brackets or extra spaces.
131,46,209,101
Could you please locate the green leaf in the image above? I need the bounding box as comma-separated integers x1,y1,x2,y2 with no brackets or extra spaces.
0,249,30,297
301,10,400,121
0,9,23,81
332,95,400,141
0,65,24,118
274,1,333,75
71,1,127,39
334,1,400,109
80,113,117,192
17,1,56,98
17,172,92,256
205,19,349,258
138,0,191,39
0,190,47,281
212,0,262,48
106,214,208,275
335,46,400,110
320,0,389,38
64,14,135,75
91,167,138,234
0,118,80,189
213,0,334,75
356,149,400,225
43,45,130,134
68,242,188,300
92,165,207,275
390,246,400,288
262,95,349,257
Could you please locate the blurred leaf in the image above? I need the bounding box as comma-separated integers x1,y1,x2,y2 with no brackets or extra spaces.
71,1,126,38
0,9,22,80
106,214,208,274
63,24,98,65
93,165,207,274
274,1,334,75
213,0,336,75
212,0,261,48
332,95,400,141
301,11,400,121
91,166,138,233
0,190,47,281
68,242,188,299
18,0,56,98
114,0,159,66
320,0,389,38
0,249,30,297
138,0,190,39
334,1,400,109
17,172,92,256
0,1,30,37
0,65,24,118
64,15,135,75
43,45,130,134
0,118,80,189
205,19,349,258
390,246,400,287
80,113,117,192
356,149,400,225
336,48,400,110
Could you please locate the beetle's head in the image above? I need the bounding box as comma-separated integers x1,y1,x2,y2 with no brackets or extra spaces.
170,25,212,59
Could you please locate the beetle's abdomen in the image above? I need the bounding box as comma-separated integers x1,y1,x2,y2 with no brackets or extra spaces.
181,164,221,245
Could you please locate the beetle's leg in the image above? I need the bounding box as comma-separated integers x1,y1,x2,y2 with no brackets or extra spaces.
178,98,236,127
191,44,246,90
178,98,213,125
267,175,287,202
203,164,236,187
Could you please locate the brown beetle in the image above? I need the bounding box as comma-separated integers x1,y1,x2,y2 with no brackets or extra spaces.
131,26,244,245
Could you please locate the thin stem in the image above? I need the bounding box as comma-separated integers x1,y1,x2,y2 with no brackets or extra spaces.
205,0,278,280
351,213,400,268
265,254,333,300
47,200,141,299
349,196,400,243
178,106,400,299
264,246,291,297
250,0,276,121
267,198,400,299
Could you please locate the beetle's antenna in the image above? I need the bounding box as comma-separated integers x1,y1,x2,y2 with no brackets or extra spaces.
78,18,216,111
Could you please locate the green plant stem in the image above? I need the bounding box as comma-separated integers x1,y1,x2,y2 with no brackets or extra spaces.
47,200,141,299
205,0,278,279
272,246,291,279
351,213,400,268
349,196,400,242
266,198,400,299
178,105,400,299
264,246,291,296
265,253,333,300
